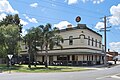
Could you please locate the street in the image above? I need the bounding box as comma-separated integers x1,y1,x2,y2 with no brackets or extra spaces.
0,65,120,80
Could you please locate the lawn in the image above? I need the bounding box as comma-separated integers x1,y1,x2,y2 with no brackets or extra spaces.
0,64,91,73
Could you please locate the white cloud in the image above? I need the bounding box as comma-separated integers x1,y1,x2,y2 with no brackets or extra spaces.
95,22,104,30
65,0,104,5
65,0,78,5
0,0,19,21
23,14,38,23
52,4,56,7
0,0,28,27
29,18,38,23
109,42,120,52
53,21,72,29
22,29,27,36
81,0,86,3
30,3,38,8
95,4,120,30
20,19,28,26
92,0,104,4
109,4,120,26
0,0,18,14
0,13,6,20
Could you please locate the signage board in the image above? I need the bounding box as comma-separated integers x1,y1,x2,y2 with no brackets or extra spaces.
8,55,13,60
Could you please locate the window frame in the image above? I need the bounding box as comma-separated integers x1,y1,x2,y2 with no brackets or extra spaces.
69,36,73,45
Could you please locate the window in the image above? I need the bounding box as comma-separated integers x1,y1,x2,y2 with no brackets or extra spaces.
95,39,97,47
87,55,89,61
95,55,97,61
42,56,44,62
67,55,70,61
92,55,93,61
92,38,94,46
69,36,73,45
88,36,90,45
72,55,75,60
99,41,101,48
54,38,60,45
57,39,60,45
57,55,67,60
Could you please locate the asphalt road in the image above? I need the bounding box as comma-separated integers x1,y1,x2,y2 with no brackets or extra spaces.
0,65,120,80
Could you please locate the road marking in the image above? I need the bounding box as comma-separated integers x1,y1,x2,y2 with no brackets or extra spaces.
96,75,110,79
111,75,120,79
111,73,120,79
96,73,120,79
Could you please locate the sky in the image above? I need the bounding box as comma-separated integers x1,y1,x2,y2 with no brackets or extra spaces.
0,0,120,53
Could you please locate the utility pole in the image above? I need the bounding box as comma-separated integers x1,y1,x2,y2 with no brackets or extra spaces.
100,16,111,66
104,16,107,66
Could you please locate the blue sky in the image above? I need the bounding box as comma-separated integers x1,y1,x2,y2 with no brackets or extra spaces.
0,0,120,52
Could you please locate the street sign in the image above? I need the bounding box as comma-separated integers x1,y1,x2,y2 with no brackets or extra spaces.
8,55,13,60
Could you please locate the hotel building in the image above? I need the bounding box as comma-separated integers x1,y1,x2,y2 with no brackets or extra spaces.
30,24,104,66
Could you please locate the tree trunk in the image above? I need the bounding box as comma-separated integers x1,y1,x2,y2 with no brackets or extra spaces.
33,37,37,67
45,45,48,68
34,51,37,67
28,49,31,68
28,41,31,68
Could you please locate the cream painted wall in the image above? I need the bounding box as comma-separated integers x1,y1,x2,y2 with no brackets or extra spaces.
84,55,87,61
53,56,57,61
47,56,49,63
37,56,42,62
89,55,92,61
93,55,95,61
78,55,83,61
58,28,102,51
97,55,100,61
70,55,72,61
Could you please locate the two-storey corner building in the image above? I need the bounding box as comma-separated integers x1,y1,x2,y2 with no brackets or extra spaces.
36,24,104,66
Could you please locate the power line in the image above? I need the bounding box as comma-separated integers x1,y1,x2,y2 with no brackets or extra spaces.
15,0,101,19
40,0,106,15
21,13,66,21
12,0,105,29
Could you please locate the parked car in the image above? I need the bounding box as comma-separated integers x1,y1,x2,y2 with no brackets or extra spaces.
107,62,113,65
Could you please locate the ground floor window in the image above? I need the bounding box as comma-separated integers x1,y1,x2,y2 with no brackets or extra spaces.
72,55,75,61
57,55,69,61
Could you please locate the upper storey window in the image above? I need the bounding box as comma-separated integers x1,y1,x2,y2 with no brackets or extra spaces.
92,38,94,46
69,36,73,45
95,39,97,47
99,41,101,48
88,36,90,45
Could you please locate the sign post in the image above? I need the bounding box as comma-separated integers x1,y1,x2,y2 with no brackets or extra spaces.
7,54,13,73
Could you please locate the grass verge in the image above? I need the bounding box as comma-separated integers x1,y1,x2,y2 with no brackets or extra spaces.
0,64,91,73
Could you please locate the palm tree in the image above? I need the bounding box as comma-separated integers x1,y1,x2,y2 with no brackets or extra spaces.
30,27,42,67
24,23,63,68
39,23,64,68
25,27,41,68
